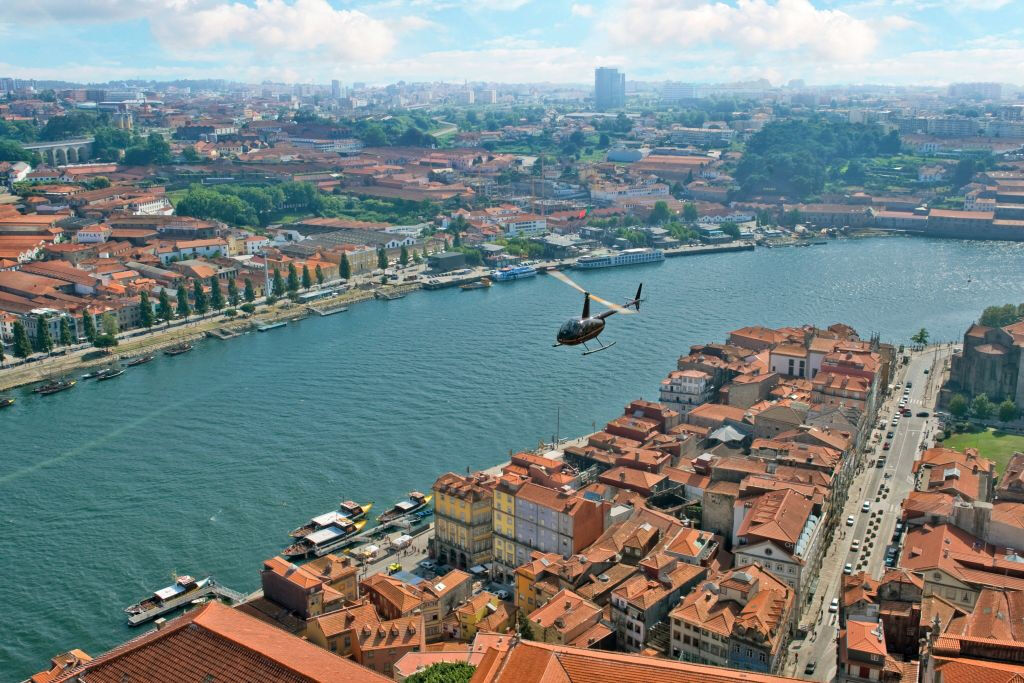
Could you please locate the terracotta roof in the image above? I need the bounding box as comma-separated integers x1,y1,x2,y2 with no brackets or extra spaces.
736,489,813,546
470,639,802,682
50,601,389,682
844,619,888,657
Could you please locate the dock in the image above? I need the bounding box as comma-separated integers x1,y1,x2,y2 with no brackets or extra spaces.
256,321,287,332
205,328,240,340
662,242,756,257
374,290,405,301
307,304,349,316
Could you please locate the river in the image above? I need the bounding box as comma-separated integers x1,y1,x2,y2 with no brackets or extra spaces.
1,236,1022,678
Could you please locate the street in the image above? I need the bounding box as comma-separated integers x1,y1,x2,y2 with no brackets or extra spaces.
784,345,953,680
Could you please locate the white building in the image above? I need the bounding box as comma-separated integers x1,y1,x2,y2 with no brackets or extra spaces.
590,182,669,203
288,138,363,154
660,369,713,413
501,214,547,237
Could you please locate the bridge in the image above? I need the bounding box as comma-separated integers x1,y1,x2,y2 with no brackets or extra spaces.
23,137,94,166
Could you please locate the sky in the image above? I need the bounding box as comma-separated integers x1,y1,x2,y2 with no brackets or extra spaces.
1,0,1023,87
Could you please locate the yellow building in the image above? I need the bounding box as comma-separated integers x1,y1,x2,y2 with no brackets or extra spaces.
454,591,509,641
492,476,521,582
433,472,495,569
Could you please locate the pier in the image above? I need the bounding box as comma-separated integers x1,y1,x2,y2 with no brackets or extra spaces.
127,579,247,626
307,304,349,316
205,328,240,340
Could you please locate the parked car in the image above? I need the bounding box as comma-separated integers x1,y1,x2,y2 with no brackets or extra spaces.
495,589,511,600
886,431,894,438
883,441,891,450
418,559,436,571
907,381,913,388
851,540,861,552
844,563,853,575
846,515,855,526
805,661,817,674
917,411,930,417
862,501,871,513
829,598,840,613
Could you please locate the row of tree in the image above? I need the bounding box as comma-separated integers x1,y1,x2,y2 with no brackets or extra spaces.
948,393,1018,423
175,181,320,226
979,303,1024,328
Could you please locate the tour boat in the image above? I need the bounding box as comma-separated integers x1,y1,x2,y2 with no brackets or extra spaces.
490,265,537,282
33,378,76,395
124,575,214,626
288,501,373,538
377,491,432,524
575,247,665,269
460,278,492,290
282,518,367,559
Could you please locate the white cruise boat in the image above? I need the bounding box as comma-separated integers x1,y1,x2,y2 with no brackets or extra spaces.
575,247,665,269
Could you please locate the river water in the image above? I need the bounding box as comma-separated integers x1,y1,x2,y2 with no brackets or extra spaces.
1,236,1022,678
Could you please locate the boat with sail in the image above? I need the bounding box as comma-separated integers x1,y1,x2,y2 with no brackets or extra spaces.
33,378,76,395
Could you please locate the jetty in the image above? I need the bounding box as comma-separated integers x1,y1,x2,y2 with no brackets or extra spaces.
256,321,287,332
308,304,349,316
205,328,240,340
374,290,405,301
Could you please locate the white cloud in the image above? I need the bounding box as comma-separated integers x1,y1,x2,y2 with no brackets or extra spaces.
603,0,878,62
571,3,595,17
150,0,396,62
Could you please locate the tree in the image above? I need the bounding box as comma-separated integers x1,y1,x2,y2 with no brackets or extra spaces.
182,145,200,162
0,341,4,365
193,280,209,314
979,303,1023,328
399,245,409,267
12,321,32,358
452,231,462,248
35,316,54,354
227,278,240,307
972,393,994,420
243,278,256,303
516,609,534,641
999,400,1019,423
82,312,96,342
84,176,110,189
272,268,285,296
101,312,118,338
683,202,699,222
157,289,174,323
209,276,225,310
340,253,351,280
176,284,191,319
139,290,154,329
301,265,312,290
720,221,741,238
598,132,610,148
93,333,118,349
911,328,929,347
949,394,969,419
952,158,977,188
648,200,671,225
59,316,74,346
314,264,324,285
286,263,300,293
377,246,388,270
0,139,36,164
405,662,476,683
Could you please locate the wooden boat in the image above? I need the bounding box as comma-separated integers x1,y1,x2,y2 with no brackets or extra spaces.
288,501,373,539
97,368,125,381
460,278,492,290
124,575,215,626
0,397,14,409
164,342,193,356
33,379,76,395
125,355,155,367
283,519,367,559
377,491,432,524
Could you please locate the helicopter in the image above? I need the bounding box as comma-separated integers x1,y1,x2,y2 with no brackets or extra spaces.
549,269,643,355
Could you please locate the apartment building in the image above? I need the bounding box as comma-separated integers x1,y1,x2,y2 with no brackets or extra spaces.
433,472,496,570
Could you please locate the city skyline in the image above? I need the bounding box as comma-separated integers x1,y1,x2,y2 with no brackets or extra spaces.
1,0,1024,87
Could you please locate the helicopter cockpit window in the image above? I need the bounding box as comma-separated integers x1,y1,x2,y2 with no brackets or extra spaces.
559,320,583,338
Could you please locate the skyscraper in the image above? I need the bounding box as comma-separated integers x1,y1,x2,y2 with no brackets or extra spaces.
331,79,342,99
594,67,625,111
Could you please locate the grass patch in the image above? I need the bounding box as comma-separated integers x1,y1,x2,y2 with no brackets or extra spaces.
943,428,1024,474
166,188,188,207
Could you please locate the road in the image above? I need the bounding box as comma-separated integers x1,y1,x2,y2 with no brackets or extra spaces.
784,345,953,680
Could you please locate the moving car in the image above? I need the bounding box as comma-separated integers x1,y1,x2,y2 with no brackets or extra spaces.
917,411,930,417
907,381,913,388
862,501,871,513
851,539,861,552
844,563,853,575
886,431,894,438
805,661,817,675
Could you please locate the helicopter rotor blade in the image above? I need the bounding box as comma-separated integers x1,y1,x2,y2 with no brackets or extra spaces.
548,269,633,314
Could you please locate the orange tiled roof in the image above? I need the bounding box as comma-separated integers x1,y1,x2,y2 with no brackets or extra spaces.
49,601,389,682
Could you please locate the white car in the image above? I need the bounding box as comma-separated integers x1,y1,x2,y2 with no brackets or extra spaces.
495,589,511,600
829,598,840,613
846,515,855,526
844,563,853,575
418,559,436,570
851,540,861,552
862,501,871,513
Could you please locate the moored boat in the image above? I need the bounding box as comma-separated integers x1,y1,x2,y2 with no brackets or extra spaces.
460,278,492,290
164,342,193,356
125,355,155,367
574,247,664,269
124,575,214,626
282,519,367,559
288,501,373,538
33,378,76,395
96,368,125,381
377,491,432,524
490,265,536,282
0,397,14,409
81,370,104,380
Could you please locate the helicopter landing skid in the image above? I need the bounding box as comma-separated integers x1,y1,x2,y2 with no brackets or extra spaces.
582,340,616,355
